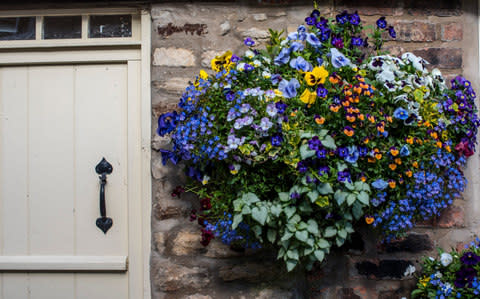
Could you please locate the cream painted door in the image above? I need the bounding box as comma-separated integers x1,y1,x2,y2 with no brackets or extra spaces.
0,64,135,299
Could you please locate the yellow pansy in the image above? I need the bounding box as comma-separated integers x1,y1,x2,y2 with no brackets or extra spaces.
199,69,208,80
210,51,233,72
300,89,317,106
304,66,329,86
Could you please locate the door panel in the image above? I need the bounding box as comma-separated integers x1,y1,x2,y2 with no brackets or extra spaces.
0,64,129,299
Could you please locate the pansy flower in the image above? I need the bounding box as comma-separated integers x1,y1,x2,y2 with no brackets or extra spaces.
305,66,329,86
343,126,355,137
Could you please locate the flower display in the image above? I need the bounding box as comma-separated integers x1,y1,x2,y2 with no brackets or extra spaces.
157,8,479,271
412,239,480,298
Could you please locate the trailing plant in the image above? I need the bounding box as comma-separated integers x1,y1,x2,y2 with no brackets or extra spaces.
157,8,479,271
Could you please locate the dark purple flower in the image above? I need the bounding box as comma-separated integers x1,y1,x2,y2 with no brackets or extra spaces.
271,134,283,146
336,11,348,25
290,192,300,199
351,36,363,47
230,54,240,63
331,36,344,49
348,12,360,25
318,166,330,176
305,16,316,26
388,26,396,38
316,85,328,98
316,148,327,159
337,147,348,158
200,228,214,246
461,252,480,265
244,37,255,47
225,91,235,102
376,16,387,29
311,9,321,18
297,161,308,173
337,170,352,183
275,101,288,114
160,149,179,166
244,64,254,72
308,136,322,150
358,146,368,157
454,267,476,288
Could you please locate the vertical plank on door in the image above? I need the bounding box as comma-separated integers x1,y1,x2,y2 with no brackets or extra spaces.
0,67,30,299
28,66,74,299
74,64,128,298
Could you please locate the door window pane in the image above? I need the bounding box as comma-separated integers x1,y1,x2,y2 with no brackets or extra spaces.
43,16,81,39
0,17,35,40
89,15,132,38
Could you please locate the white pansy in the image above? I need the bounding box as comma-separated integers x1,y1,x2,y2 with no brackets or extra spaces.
434,271,443,278
262,70,272,79
440,252,453,267
253,59,262,67
404,265,416,277
236,62,246,71
262,56,271,64
376,70,395,83
245,50,255,59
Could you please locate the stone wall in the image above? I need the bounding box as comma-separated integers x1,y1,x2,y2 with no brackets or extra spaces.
150,1,479,298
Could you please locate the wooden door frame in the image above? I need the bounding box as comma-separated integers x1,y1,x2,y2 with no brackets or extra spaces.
0,8,151,299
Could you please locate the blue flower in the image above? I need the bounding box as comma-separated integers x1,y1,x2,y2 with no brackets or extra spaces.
345,146,359,163
244,37,255,47
376,17,387,29
271,134,283,146
351,37,363,47
400,145,410,156
349,12,360,25
289,42,305,52
393,107,409,120
372,179,388,190
306,33,322,47
335,11,348,25
274,48,291,65
278,78,300,98
388,26,396,38
330,48,351,68
289,56,312,72
316,85,328,98
157,111,178,136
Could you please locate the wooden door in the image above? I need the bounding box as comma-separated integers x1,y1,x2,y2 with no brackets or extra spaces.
0,63,137,298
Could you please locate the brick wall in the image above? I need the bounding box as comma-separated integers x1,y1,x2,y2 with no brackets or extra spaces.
150,1,480,298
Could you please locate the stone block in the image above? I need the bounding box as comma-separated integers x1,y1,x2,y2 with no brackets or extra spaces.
153,48,196,67
353,259,415,279
441,22,463,41
169,228,205,256
393,21,436,42
240,27,270,39
219,262,281,282
437,205,465,228
204,239,243,258
253,13,268,22
404,0,462,16
183,295,212,299
152,259,210,292
154,232,167,254
335,0,400,16
412,48,462,69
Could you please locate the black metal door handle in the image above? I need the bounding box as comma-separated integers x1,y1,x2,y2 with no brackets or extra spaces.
95,158,113,234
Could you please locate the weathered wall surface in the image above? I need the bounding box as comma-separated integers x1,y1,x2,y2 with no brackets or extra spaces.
150,1,479,298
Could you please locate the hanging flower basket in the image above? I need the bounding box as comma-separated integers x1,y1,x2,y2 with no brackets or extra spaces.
157,8,480,271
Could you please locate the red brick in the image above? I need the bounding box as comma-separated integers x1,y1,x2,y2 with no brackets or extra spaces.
334,0,399,16
441,23,463,41
412,48,462,69
393,21,436,42
437,205,465,228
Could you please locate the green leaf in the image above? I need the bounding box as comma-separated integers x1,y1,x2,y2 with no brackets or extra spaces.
321,135,337,149
411,289,424,298
362,183,371,192
317,238,330,248
252,225,262,238
286,259,297,272
290,214,301,224
344,182,355,191
277,247,286,259
314,250,325,262
306,219,319,235
284,206,296,219
281,231,293,242
232,214,242,229
241,205,251,215
278,192,290,202
251,206,268,225
318,129,328,138
300,131,315,139
270,204,282,217
233,199,243,212
354,181,364,191
242,192,260,204
307,190,319,203
337,162,348,172
338,228,347,239
298,201,313,213
334,190,347,205
304,247,314,256
352,202,363,220
300,144,316,159
357,191,369,205
295,230,309,243
318,183,333,195
287,249,299,260
336,237,345,247
324,226,337,238
346,193,356,206
267,229,276,243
